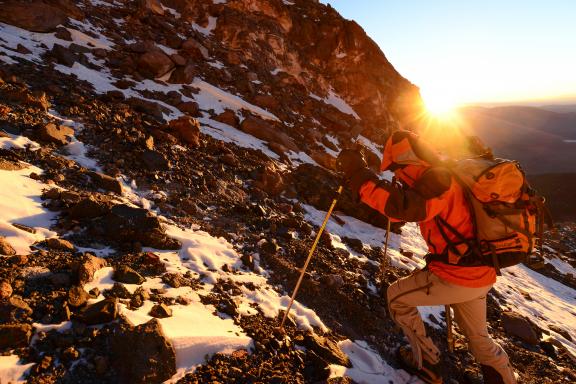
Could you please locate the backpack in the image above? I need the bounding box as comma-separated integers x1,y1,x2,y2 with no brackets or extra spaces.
434,156,551,274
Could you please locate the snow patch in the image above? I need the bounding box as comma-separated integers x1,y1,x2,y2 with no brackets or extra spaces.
0,166,58,255
329,340,414,383
0,356,34,384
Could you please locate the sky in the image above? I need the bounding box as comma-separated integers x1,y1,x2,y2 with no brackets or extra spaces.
321,1,576,107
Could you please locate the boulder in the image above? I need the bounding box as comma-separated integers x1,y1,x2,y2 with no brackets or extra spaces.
0,296,33,322
109,319,176,383
143,0,165,15
69,196,111,219
71,254,108,285
168,64,196,84
37,123,74,146
137,50,175,79
79,298,118,325
0,280,13,300
239,116,299,152
50,44,78,67
141,150,170,171
501,311,540,345
0,1,67,32
88,171,123,194
214,109,239,128
68,286,90,308
113,266,145,285
127,97,167,122
46,237,75,252
303,332,351,367
168,116,200,147
149,303,172,318
252,94,280,111
96,204,181,250
253,164,286,196
104,282,132,299
176,101,200,116
309,150,336,170
0,324,32,349
0,237,16,256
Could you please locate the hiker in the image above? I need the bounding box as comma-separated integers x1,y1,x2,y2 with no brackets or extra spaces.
336,131,517,384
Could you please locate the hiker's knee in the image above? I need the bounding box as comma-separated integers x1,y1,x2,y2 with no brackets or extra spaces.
468,335,506,363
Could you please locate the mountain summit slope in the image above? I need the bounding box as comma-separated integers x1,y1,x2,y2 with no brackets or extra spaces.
1,1,575,383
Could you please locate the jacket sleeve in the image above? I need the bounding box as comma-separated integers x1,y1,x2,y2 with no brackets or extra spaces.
358,167,453,222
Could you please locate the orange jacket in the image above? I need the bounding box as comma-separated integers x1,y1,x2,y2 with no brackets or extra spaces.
358,164,496,288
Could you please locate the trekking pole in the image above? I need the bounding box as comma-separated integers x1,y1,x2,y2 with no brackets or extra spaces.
379,218,392,291
445,304,454,352
279,186,343,330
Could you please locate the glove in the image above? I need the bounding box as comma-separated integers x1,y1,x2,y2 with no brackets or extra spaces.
336,149,377,200
336,149,367,179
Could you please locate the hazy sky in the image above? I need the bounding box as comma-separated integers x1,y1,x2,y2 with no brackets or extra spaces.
322,0,576,106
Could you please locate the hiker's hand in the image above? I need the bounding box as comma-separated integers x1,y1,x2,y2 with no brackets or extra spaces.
336,149,367,179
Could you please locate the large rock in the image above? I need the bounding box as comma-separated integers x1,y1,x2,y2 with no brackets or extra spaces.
109,319,176,384
71,254,108,285
137,50,175,79
0,296,33,323
0,324,32,349
501,311,540,345
0,1,68,32
95,204,181,249
113,266,145,285
88,171,123,194
303,332,351,367
0,236,16,256
252,163,286,196
167,116,200,147
240,116,299,153
79,298,118,325
140,150,170,171
214,109,239,128
168,64,196,84
69,196,111,219
37,123,74,146
127,97,168,122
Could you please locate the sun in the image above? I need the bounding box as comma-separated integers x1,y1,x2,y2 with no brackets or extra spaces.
421,89,460,120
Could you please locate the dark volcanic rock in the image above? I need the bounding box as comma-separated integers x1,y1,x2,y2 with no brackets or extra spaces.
69,196,111,219
113,265,145,285
0,1,68,32
71,254,108,285
502,311,540,345
167,116,200,147
303,332,351,367
37,123,74,146
0,236,16,256
104,282,132,299
88,171,123,194
240,116,299,153
67,285,90,308
109,319,176,384
149,303,172,318
0,323,32,349
96,204,180,249
141,149,170,171
46,237,75,252
79,298,118,325
0,296,33,322
137,50,175,79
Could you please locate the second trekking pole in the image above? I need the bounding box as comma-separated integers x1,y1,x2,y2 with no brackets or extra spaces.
279,186,343,330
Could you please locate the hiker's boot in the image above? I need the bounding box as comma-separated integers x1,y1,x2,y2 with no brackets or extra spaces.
480,365,505,384
397,346,442,384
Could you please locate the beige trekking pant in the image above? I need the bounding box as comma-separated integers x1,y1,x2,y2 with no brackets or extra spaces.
387,269,517,384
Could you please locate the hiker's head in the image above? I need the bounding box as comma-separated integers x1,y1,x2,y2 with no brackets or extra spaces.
381,131,441,184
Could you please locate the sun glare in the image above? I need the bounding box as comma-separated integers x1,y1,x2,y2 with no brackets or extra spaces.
421,89,460,120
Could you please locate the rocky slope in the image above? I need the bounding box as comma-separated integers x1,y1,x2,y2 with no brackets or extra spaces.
1,1,575,383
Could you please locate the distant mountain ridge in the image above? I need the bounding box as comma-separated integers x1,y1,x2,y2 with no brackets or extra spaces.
458,105,576,174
